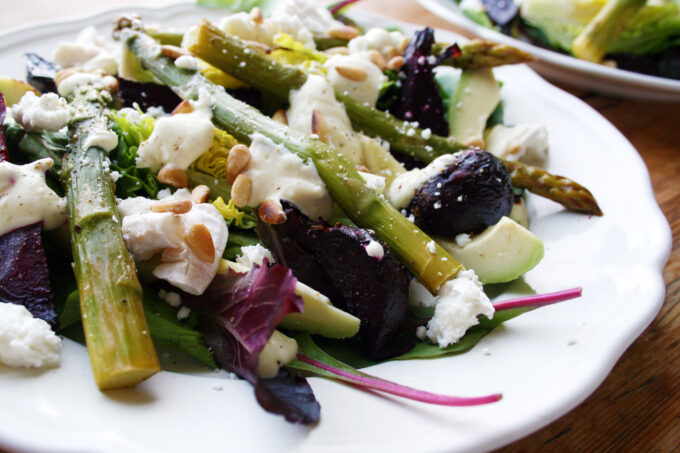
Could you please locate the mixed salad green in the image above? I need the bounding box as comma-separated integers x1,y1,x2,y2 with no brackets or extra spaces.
455,0,680,80
0,0,599,424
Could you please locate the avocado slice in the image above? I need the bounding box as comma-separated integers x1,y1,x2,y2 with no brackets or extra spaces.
447,68,501,146
225,260,360,339
437,216,544,284
0,78,40,106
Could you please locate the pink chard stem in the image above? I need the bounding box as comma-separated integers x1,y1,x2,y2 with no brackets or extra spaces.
296,355,502,406
493,287,582,312
328,0,361,15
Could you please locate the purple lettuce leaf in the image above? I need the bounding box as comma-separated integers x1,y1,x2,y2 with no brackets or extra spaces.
0,92,8,161
392,28,449,136
184,264,320,424
257,202,415,361
0,222,58,329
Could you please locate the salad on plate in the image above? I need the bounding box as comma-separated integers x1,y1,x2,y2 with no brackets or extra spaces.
0,0,601,424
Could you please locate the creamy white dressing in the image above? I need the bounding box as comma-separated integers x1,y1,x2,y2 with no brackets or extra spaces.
484,124,549,166
52,26,120,75
118,190,229,295
347,27,408,60
175,55,200,70
257,330,299,378
82,116,118,152
386,154,458,209
287,75,364,166
324,52,387,106
56,70,118,98
364,240,384,260
136,91,215,171
11,92,73,132
235,244,275,268
0,159,66,237
244,133,333,221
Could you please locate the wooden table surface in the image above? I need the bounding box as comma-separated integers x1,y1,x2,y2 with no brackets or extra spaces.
1,1,678,452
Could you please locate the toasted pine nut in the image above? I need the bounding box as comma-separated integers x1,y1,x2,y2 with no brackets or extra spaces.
231,174,252,207
398,37,410,53
334,64,368,82
272,109,288,125
386,56,405,71
249,6,264,24
171,100,194,115
328,25,360,40
185,224,215,262
150,199,193,214
258,199,287,224
161,45,190,59
226,144,251,184
157,165,190,188
311,109,328,143
386,45,402,60
324,46,350,56
366,50,386,70
191,185,211,204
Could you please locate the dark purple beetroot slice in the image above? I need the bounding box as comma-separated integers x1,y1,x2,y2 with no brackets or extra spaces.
0,222,58,329
0,92,8,161
481,0,519,26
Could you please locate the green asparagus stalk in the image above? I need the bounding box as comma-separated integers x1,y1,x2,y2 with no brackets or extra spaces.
432,40,536,69
60,91,160,390
572,0,647,62
127,30,464,294
183,21,602,216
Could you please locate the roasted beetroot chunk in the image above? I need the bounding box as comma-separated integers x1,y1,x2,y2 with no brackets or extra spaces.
0,222,58,329
409,149,514,237
257,203,415,360
392,28,449,136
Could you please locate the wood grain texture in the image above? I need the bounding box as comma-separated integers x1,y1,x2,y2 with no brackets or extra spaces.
0,1,677,452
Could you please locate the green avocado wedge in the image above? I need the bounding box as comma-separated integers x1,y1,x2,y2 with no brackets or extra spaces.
0,77,40,106
436,216,544,284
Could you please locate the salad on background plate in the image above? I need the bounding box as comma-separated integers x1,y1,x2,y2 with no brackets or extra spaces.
0,1,671,452
417,0,680,100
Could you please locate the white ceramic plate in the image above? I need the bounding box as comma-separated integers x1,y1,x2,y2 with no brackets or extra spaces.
418,0,680,101
0,3,671,453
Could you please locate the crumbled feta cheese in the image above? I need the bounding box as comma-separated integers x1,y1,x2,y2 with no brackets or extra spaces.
455,233,472,247
484,124,549,166
236,244,275,268
426,240,437,254
136,90,214,171
119,190,229,295
52,26,119,74
0,158,66,237
244,133,333,221
386,154,458,209
11,92,73,132
174,55,200,70
177,306,191,321
348,27,408,61
364,240,384,260
0,303,61,368
324,53,387,106
287,74,364,166
424,270,495,347
158,289,182,308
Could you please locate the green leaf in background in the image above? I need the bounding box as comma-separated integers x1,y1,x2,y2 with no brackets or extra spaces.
196,0,278,15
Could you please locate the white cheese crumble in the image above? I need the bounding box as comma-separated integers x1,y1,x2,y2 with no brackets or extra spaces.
426,240,437,254
0,303,61,368
158,289,182,308
177,306,191,321
118,190,229,295
455,233,472,247
244,133,333,221
52,26,120,75
287,74,364,166
424,270,495,347
364,240,384,260
484,124,549,167
11,92,73,132
348,27,408,61
175,55,200,70
136,90,215,171
324,53,387,106
386,154,458,209
0,158,66,237
236,244,275,268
